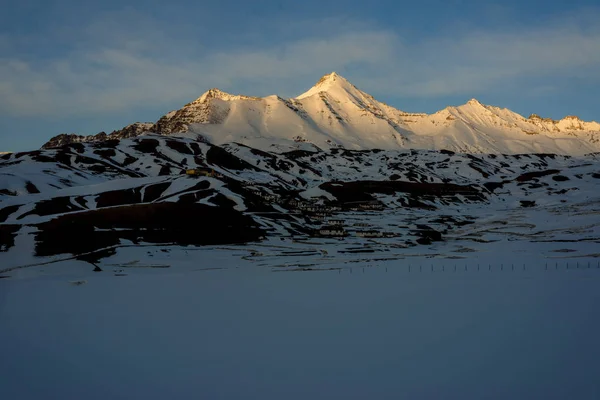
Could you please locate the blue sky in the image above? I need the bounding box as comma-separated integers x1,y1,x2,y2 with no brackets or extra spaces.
1,0,600,151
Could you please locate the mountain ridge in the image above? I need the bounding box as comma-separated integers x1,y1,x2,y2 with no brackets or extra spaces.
3,133,599,260
42,72,600,155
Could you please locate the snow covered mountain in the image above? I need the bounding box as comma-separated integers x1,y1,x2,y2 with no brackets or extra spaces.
42,72,600,155
3,134,600,264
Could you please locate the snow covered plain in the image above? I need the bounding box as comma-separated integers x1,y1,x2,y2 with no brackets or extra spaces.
2,134,600,398
2,245,600,399
2,205,600,399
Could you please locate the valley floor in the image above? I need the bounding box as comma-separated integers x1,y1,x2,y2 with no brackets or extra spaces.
2,142,600,399
1,250,600,399
1,238,600,399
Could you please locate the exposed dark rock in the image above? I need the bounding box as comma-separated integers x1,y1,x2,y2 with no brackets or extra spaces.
416,237,432,245
143,182,171,202
133,138,160,153
516,169,560,182
483,182,504,192
93,140,120,149
35,202,264,258
282,149,320,159
320,180,483,204
25,181,40,194
468,162,490,178
158,165,172,176
0,205,21,223
413,228,443,244
17,197,84,220
66,143,85,153
42,134,89,149
41,123,153,149
165,140,193,155
122,155,138,167
96,188,142,208
0,225,20,252
206,146,259,171
188,142,203,156
94,149,117,158
112,123,153,139
520,200,536,208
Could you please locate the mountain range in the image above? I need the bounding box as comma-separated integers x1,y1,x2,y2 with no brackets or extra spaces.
3,129,600,264
43,72,600,156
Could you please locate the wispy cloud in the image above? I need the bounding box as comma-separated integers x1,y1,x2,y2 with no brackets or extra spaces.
1,9,599,117
384,24,600,96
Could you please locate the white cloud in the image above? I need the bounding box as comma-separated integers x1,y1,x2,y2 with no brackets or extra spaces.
353,21,600,98
208,31,396,80
1,10,600,117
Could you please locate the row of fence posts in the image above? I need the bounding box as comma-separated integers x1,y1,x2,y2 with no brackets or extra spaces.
338,260,600,274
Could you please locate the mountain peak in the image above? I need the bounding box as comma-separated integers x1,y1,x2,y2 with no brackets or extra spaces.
445,98,487,113
196,88,234,103
466,98,483,106
194,88,258,103
315,71,341,85
296,72,356,99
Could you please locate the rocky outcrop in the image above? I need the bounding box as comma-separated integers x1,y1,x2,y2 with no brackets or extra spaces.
151,89,258,135
42,133,104,149
528,114,556,123
42,123,153,149
112,122,154,139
